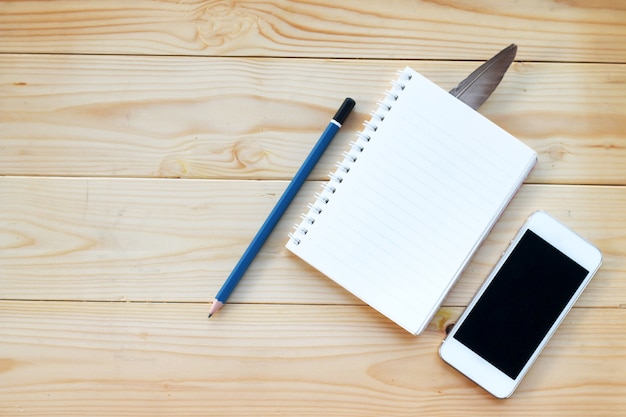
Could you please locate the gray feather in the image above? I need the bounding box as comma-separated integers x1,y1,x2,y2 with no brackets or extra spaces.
449,44,517,110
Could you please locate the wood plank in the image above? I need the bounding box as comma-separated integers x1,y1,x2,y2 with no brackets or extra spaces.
1,56,625,184
0,301,624,416
1,177,625,308
0,1,625,62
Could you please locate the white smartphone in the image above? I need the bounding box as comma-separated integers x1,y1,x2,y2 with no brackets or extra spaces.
439,210,602,398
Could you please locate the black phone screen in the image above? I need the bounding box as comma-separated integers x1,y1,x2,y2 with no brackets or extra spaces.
453,230,589,379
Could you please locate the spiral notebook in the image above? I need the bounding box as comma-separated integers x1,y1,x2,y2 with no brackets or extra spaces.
286,68,537,335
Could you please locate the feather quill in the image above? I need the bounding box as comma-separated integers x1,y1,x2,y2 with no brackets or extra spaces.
449,44,517,110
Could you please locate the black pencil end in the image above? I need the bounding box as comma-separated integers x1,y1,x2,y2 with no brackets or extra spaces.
333,97,356,125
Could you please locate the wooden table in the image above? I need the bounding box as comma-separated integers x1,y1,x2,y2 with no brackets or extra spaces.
1,1,625,415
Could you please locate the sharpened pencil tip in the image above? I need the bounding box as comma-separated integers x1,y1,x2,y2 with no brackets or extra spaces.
208,299,223,318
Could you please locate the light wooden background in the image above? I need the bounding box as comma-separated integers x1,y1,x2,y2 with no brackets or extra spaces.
1,1,625,416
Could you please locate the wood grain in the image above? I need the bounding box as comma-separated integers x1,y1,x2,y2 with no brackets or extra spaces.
1,301,624,417
2,177,624,308
2,1,625,414
0,0,624,62
1,56,625,184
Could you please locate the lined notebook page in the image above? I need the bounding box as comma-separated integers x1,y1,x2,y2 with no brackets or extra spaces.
287,68,536,335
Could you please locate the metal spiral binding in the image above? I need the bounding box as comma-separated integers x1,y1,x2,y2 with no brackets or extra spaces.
288,69,411,246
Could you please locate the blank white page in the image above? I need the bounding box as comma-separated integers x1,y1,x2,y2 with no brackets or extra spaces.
287,68,537,335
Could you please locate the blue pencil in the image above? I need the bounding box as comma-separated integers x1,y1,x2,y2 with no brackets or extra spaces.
209,98,356,318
